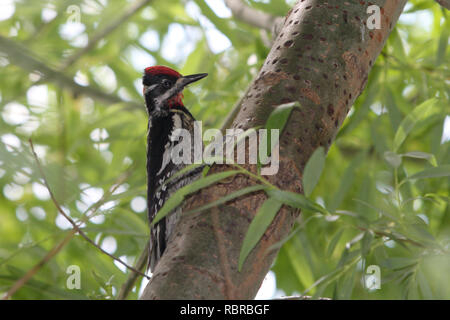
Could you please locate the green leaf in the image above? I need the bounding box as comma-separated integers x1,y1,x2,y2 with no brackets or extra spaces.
338,265,357,299
181,39,208,75
184,184,266,215
384,151,402,168
265,102,298,132
261,101,298,163
327,229,344,257
268,213,322,252
284,238,316,292
304,254,360,296
407,164,450,180
250,0,290,16
404,1,433,13
238,197,282,271
345,232,365,251
393,98,438,151
402,151,437,167
302,147,325,196
0,274,89,300
407,221,435,243
380,257,418,270
381,265,416,284
267,189,328,214
390,29,407,61
384,87,403,131
361,231,374,257
193,0,238,46
371,117,389,155
436,21,449,66
417,270,433,299
328,150,366,212
337,79,378,138
151,170,241,226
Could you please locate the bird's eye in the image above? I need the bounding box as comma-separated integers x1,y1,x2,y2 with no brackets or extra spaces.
162,79,172,88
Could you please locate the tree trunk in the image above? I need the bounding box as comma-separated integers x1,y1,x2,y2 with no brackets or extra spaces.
141,0,408,300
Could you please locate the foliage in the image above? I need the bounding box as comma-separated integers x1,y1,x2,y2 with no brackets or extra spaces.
271,1,450,299
0,0,449,299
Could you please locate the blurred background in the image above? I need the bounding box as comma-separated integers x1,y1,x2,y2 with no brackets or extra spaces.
0,0,449,299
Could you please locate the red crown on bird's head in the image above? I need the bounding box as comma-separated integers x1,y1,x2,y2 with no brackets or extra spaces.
143,66,184,107
144,66,181,78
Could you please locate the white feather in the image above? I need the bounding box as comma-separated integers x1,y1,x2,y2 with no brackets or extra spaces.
157,142,172,175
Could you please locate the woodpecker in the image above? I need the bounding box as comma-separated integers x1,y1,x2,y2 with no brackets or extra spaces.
143,66,207,271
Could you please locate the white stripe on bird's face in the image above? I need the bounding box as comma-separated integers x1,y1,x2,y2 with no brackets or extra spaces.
143,83,158,95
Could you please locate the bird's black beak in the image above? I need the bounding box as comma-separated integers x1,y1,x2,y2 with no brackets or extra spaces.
179,73,208,88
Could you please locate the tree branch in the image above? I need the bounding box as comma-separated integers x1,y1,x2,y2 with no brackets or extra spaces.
435,0,450,10
224,0,284,36
61,0,153,70
2,149,137,299
117,242,149,300
1,229,75,300
141,0,408,300
0,35,142,110
29,139,149,280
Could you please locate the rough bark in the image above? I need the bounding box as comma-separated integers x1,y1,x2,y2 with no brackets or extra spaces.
141,0,408,300
436,0,450,10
